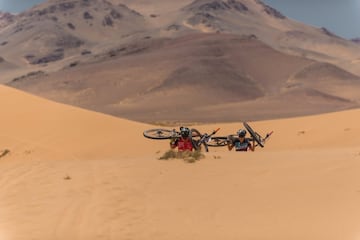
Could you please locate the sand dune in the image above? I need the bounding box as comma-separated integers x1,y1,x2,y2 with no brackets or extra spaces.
2,3,360,240
0,85,162,160
1,85,360,239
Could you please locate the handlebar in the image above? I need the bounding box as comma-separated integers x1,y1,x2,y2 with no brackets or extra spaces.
253,131,273,147
212,128,220,135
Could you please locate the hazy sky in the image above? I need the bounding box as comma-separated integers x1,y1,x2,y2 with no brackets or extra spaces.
0,0,44,13
263,0,360,39
1,0,359,39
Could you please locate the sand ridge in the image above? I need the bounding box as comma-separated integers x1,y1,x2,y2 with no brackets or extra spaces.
0,85,164,160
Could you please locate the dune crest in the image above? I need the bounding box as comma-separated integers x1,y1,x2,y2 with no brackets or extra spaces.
0,85,164,160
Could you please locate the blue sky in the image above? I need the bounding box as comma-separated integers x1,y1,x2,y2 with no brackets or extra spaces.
1,0,359,39
0,0,44,13
263,0,360,39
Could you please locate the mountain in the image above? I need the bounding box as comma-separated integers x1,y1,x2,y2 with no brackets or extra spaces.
0,0,147,67
2,0,360,123
352,38,360,44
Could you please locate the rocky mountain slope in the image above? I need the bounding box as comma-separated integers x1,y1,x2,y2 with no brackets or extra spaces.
0,11,15,28
1,0,360,123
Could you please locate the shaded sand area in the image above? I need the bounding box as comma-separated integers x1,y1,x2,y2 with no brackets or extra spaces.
1,85,360,240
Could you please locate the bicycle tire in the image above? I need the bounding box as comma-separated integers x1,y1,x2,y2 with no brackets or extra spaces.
207,136,228,147
190,128,208,152
143,128,175,140
243,122,264,147
191,128,202,139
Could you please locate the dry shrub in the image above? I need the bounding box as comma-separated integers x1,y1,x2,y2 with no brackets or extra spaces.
159,150,205,163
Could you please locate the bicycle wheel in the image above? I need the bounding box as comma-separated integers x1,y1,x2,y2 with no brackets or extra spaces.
143,129,175,140
207,136,228,147
243,122,264,147
190,128,208,152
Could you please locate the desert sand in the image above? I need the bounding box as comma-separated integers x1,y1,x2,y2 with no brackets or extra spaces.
2,1,360,239
1,84,360,240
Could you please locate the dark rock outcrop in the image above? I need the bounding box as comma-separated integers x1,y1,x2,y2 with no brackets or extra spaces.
255,0,285,19
0,11,15,28
67,22,76,30
185,0,248,12
103,16,113,26
11,71,46,82
24,49,64,65
110,9,122,19
351,38,360,44
83,11,94,19
55,35,84,48
167,24,181,31
320,27,341,38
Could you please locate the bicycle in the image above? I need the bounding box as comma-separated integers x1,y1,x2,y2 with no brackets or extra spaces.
191,128,220,152
143,127,221,152
207,122,273,148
